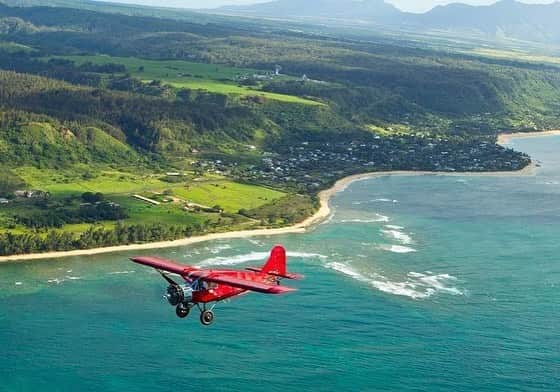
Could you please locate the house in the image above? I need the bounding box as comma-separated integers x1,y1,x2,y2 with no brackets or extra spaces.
0,198,9,204
14,190,49,199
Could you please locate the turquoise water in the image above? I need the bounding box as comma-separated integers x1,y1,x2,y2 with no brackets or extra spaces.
1,136,559,391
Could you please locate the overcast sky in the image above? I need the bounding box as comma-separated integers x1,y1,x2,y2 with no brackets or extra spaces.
102,0,557,13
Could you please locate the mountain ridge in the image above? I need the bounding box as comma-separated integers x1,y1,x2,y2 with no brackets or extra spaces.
216,0,560,44
220,0,401,20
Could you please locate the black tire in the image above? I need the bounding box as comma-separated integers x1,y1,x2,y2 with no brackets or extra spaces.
200,310,214,326
175,304,190,319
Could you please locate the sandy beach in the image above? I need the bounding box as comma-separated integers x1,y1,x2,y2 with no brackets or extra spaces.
497,130,560,145
1,130,556,263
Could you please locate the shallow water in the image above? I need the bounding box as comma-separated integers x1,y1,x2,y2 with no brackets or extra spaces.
1,136,559,391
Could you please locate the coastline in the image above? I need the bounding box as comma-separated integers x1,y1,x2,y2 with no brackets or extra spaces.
0,131,555,263
497,130,560,145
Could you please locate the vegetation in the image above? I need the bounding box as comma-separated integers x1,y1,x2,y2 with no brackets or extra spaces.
0,2,558,256
51,55,321,105
171,180,286,214
239,194,318,227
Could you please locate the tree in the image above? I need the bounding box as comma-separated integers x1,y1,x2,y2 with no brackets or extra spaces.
81,192,104,203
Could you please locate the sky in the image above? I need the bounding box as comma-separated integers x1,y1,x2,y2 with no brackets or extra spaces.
101,0,557,13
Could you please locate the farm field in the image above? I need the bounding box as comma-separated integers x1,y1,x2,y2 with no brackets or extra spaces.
467,48,560,67
108,195,209,226
1,165,289,238
11,166,170,197
54,55,322,105
172,180,286,213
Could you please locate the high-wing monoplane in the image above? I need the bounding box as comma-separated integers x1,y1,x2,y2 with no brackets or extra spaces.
131,245,301,325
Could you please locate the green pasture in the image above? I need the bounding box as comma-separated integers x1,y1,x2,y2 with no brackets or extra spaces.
109,195,207,226
11,166,169,197
62,54,257,79
167,80,319,104
468,48,560,68
5,165,289,235
52,55,321,105
172,180,286,213
0,41,35,54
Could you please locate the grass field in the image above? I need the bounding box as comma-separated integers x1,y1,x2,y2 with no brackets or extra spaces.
468,48,560,68
109,195,207,226
11,166,170,197
172,180,286,213
168,80,319,104
0,41,35,54
4,164,291,237
54,55,321,105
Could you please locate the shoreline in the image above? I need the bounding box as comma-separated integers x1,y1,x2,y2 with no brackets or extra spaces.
0,131,555,263
497,129,560,145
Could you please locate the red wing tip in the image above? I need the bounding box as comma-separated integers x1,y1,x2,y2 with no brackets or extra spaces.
270,286,297,294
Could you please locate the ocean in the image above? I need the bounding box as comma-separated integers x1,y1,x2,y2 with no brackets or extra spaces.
1,136,559,391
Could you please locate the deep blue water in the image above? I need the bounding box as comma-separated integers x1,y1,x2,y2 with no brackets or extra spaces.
1,136,559,391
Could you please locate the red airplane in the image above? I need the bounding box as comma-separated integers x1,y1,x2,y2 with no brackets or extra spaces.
131,245,302,326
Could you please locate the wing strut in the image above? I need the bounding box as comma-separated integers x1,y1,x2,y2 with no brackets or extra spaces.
157,270,180,286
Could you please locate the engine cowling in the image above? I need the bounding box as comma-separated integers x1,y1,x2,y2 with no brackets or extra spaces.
165,284,193,306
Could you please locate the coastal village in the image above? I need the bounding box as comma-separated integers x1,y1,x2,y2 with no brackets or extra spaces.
197,135,532,192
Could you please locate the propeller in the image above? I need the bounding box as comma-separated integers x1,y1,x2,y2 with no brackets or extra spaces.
157,269,179,286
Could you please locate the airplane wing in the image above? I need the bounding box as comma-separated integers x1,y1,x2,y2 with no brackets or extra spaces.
190,271,296,294
130,256,194,275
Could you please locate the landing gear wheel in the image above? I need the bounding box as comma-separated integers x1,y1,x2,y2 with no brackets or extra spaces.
200,310,214,326
175,304,190,319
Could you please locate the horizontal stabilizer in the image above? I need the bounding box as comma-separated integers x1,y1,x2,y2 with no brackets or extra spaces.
245,267,304,280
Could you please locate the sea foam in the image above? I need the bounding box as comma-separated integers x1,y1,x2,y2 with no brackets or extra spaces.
340,214,390,224
378,244,417,253
198,251,327,267
381,229,413,245
108,270,136,275
47,275,83,285
325,262,464,299
371,198,398,203
206,244,232,254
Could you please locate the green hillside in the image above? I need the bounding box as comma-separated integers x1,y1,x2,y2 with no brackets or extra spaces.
0,2,555,256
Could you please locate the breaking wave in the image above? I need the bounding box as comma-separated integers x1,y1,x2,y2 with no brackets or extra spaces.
378,245,417,253
246,239,264,246
198,251,327,267
206,244,232,254
371,198,398,203
325,262,464,299
407,272,464,296
326,262,370,283
381,229,413,245
320,213,335,225
108,270,136,275
340,214,390,224
47,275,83,285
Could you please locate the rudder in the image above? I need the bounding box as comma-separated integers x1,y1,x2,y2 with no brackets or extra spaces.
262,245,287,276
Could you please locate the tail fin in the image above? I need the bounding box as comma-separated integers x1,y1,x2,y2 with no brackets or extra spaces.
262,245,287,276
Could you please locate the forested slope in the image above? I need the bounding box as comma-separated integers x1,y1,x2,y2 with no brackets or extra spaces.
0,2,555,255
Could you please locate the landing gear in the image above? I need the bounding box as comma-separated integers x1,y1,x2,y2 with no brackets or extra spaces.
174,302,216,325
175,304,190,319
200,310,214,326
